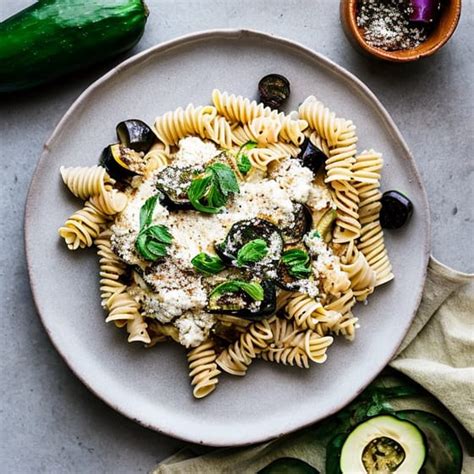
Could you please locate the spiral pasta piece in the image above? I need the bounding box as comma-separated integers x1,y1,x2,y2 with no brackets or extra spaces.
58,202,109,250
277,113,308,146
354,151,393,286
341,241,376,301
154,104,217,145
216,319,273,376
245,147,282,171
212,89,276,124
283,293,343,334
358,221,394,286
94,229,127,307
89,186,128,216
314,311,359,341
143,142,170,172
352,149,383,184
127,313,151,344
248,116,282,145
324,288,356,316
298,96,345,147
60,165,112,200
283,292,324,330
325,121,357,183
331,180,361,243
204,115,234,149
105,291,139,326
187,340,221,399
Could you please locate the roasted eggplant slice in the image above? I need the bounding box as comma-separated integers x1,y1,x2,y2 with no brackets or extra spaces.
276,246,313,291
216,218,283,274
298,137,328,175
258,74,290,109
100,144,141,181
282,203,312,244
155,166,198,210
207,279,276,320
116,119,155,153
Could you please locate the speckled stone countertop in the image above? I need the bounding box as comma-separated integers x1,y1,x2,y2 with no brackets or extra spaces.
1,1,472,472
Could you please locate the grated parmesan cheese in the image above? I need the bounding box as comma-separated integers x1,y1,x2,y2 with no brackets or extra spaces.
304,232,350,297
174,311,216,348
229,180,295,228
307,184,334,211
172,137,219,168
270,159,314,203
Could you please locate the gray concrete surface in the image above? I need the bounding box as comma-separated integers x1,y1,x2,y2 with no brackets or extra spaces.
1,0,473,472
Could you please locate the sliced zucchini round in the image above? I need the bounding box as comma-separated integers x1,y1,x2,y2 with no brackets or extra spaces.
396,410,462,474
339,415,426,473
216,218,283,275
207,279,276,320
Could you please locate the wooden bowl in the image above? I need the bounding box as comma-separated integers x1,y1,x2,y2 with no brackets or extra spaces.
340,0,462,62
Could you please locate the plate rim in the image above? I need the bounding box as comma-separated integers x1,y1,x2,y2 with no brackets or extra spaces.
25,28,431,446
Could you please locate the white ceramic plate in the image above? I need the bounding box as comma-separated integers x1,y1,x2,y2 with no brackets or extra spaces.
25,30,430,446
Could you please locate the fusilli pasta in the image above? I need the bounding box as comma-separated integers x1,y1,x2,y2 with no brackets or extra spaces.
60,165,111,200
187,340,221,399
58,201,109,250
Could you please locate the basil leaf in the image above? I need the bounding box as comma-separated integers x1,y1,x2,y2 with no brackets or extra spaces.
281,249,311,279
135,195,174,262
140,195,159,229
146,225,173,245
191,252,225,275
187,175,220,213
209,162,240,196
236,239,268,267
146,240,168,258
135,234,157,261
236,140,257,175
187,163,239,214
209,280,264,301
237,154,252,175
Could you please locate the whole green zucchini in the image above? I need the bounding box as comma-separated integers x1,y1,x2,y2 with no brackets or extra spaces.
0,0,149,92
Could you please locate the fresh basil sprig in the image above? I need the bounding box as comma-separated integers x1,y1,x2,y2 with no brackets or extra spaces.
188,162,239,213
281,249,311,279
236,239,268,267
210,280,264,301
191,252,225,275
236,140,257,175
135,195,173,261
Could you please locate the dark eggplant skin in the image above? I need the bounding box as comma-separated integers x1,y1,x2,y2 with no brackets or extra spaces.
116,119,155,153
281,203,312,244
207,280,276,321
100,144,138,181
298,137,328,175
155,166,197,210
275,261,302,291
216,218,283,263
259,457,319,474
380,190,413,229
258,74,290,110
